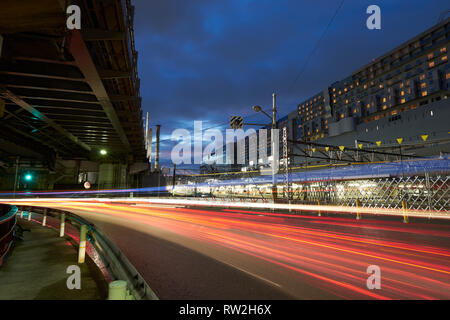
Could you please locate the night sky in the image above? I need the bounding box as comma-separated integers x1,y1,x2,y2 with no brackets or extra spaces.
132,0,448,169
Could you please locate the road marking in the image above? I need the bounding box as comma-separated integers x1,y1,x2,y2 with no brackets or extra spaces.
225,262,281,288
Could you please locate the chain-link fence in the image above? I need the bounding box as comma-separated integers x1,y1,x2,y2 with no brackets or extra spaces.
287,174,450,212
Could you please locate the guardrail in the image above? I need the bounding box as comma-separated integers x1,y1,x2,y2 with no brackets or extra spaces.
0,205,17,266
17,206,157,300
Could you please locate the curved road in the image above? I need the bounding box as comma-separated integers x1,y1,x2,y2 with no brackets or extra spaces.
6,199,450,299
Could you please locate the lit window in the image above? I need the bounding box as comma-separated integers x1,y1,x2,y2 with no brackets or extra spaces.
364,84,367,89
442,56,448,62
420,74,425,80
427,53,433,60
366,104,370,109
333,99,336,103
391,110,397,115
400,98,406,104
382,105,387,110
422,91,428,96
400,90,404,96
421,83,426,88
441,47,447,53
333,88,336,92
379,84,383,88
345,99,348,104
429,61,435,68
446,73,450,80
382,97,386,102
344,88,347,92
338,90,342,95
340,113,344,119
399,82,404,88
353,108,357,113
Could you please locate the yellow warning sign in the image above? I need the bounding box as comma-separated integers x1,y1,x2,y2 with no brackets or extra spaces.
339,146,345,151
421,135,428,142
376,141,381,147
358,143,363,149
397,138,403,145
325,147,330,152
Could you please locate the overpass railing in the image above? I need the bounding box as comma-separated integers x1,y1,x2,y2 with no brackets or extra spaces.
17,206,157,300
0,205,17,266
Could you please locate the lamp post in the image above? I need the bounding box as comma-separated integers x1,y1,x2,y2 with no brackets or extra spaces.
253,92,278,203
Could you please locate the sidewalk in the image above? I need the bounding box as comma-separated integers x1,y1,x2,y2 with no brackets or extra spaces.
0,219,107,300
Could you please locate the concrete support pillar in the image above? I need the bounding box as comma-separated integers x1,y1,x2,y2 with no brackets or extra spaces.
78,225,88,264
59,213,66,237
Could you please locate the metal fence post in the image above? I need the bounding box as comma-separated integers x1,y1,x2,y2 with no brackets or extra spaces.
356,198,361,220
78,225,88,264
402,200,408,223
59,213,65,237
42,208,47,226
317,200,321,216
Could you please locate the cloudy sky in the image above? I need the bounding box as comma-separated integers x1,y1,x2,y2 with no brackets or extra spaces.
132,0,448,169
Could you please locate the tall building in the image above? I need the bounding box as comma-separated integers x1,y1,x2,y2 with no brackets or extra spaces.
294,18,450,159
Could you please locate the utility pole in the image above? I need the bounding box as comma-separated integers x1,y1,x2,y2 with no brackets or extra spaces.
271,92,278,203
155,124,161,197
172,163,176,196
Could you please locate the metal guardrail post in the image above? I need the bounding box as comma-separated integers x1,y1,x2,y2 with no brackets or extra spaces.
27,211,31,221
42,208,47,226
59,213,65,237
108,280,130,300
78,225,88,264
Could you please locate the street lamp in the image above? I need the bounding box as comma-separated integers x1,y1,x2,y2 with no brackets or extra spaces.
100,149,107,155
253,93,278,204
25,174,32,181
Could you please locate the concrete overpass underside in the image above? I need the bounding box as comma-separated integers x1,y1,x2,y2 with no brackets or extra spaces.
0,0,147,190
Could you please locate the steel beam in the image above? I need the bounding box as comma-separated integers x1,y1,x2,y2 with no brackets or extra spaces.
0,86,91,152
82,29,126,41
69,30,131,151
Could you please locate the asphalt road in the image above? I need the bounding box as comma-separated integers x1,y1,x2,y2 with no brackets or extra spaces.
6,199,450,299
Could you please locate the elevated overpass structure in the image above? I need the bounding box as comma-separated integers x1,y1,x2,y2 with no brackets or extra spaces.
0,0,147,190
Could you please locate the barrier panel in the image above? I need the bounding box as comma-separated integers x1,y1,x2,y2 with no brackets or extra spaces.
0,205,17,266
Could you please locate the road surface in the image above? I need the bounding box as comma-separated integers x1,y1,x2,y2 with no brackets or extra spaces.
5,199,450,299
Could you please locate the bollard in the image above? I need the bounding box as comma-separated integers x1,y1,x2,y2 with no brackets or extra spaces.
27,211,31,221
59,213,66,237
78,225,88,264
356,198,361,220
402,200,408,223
42,208,47,226
108,280,127,300
317,200,321,216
